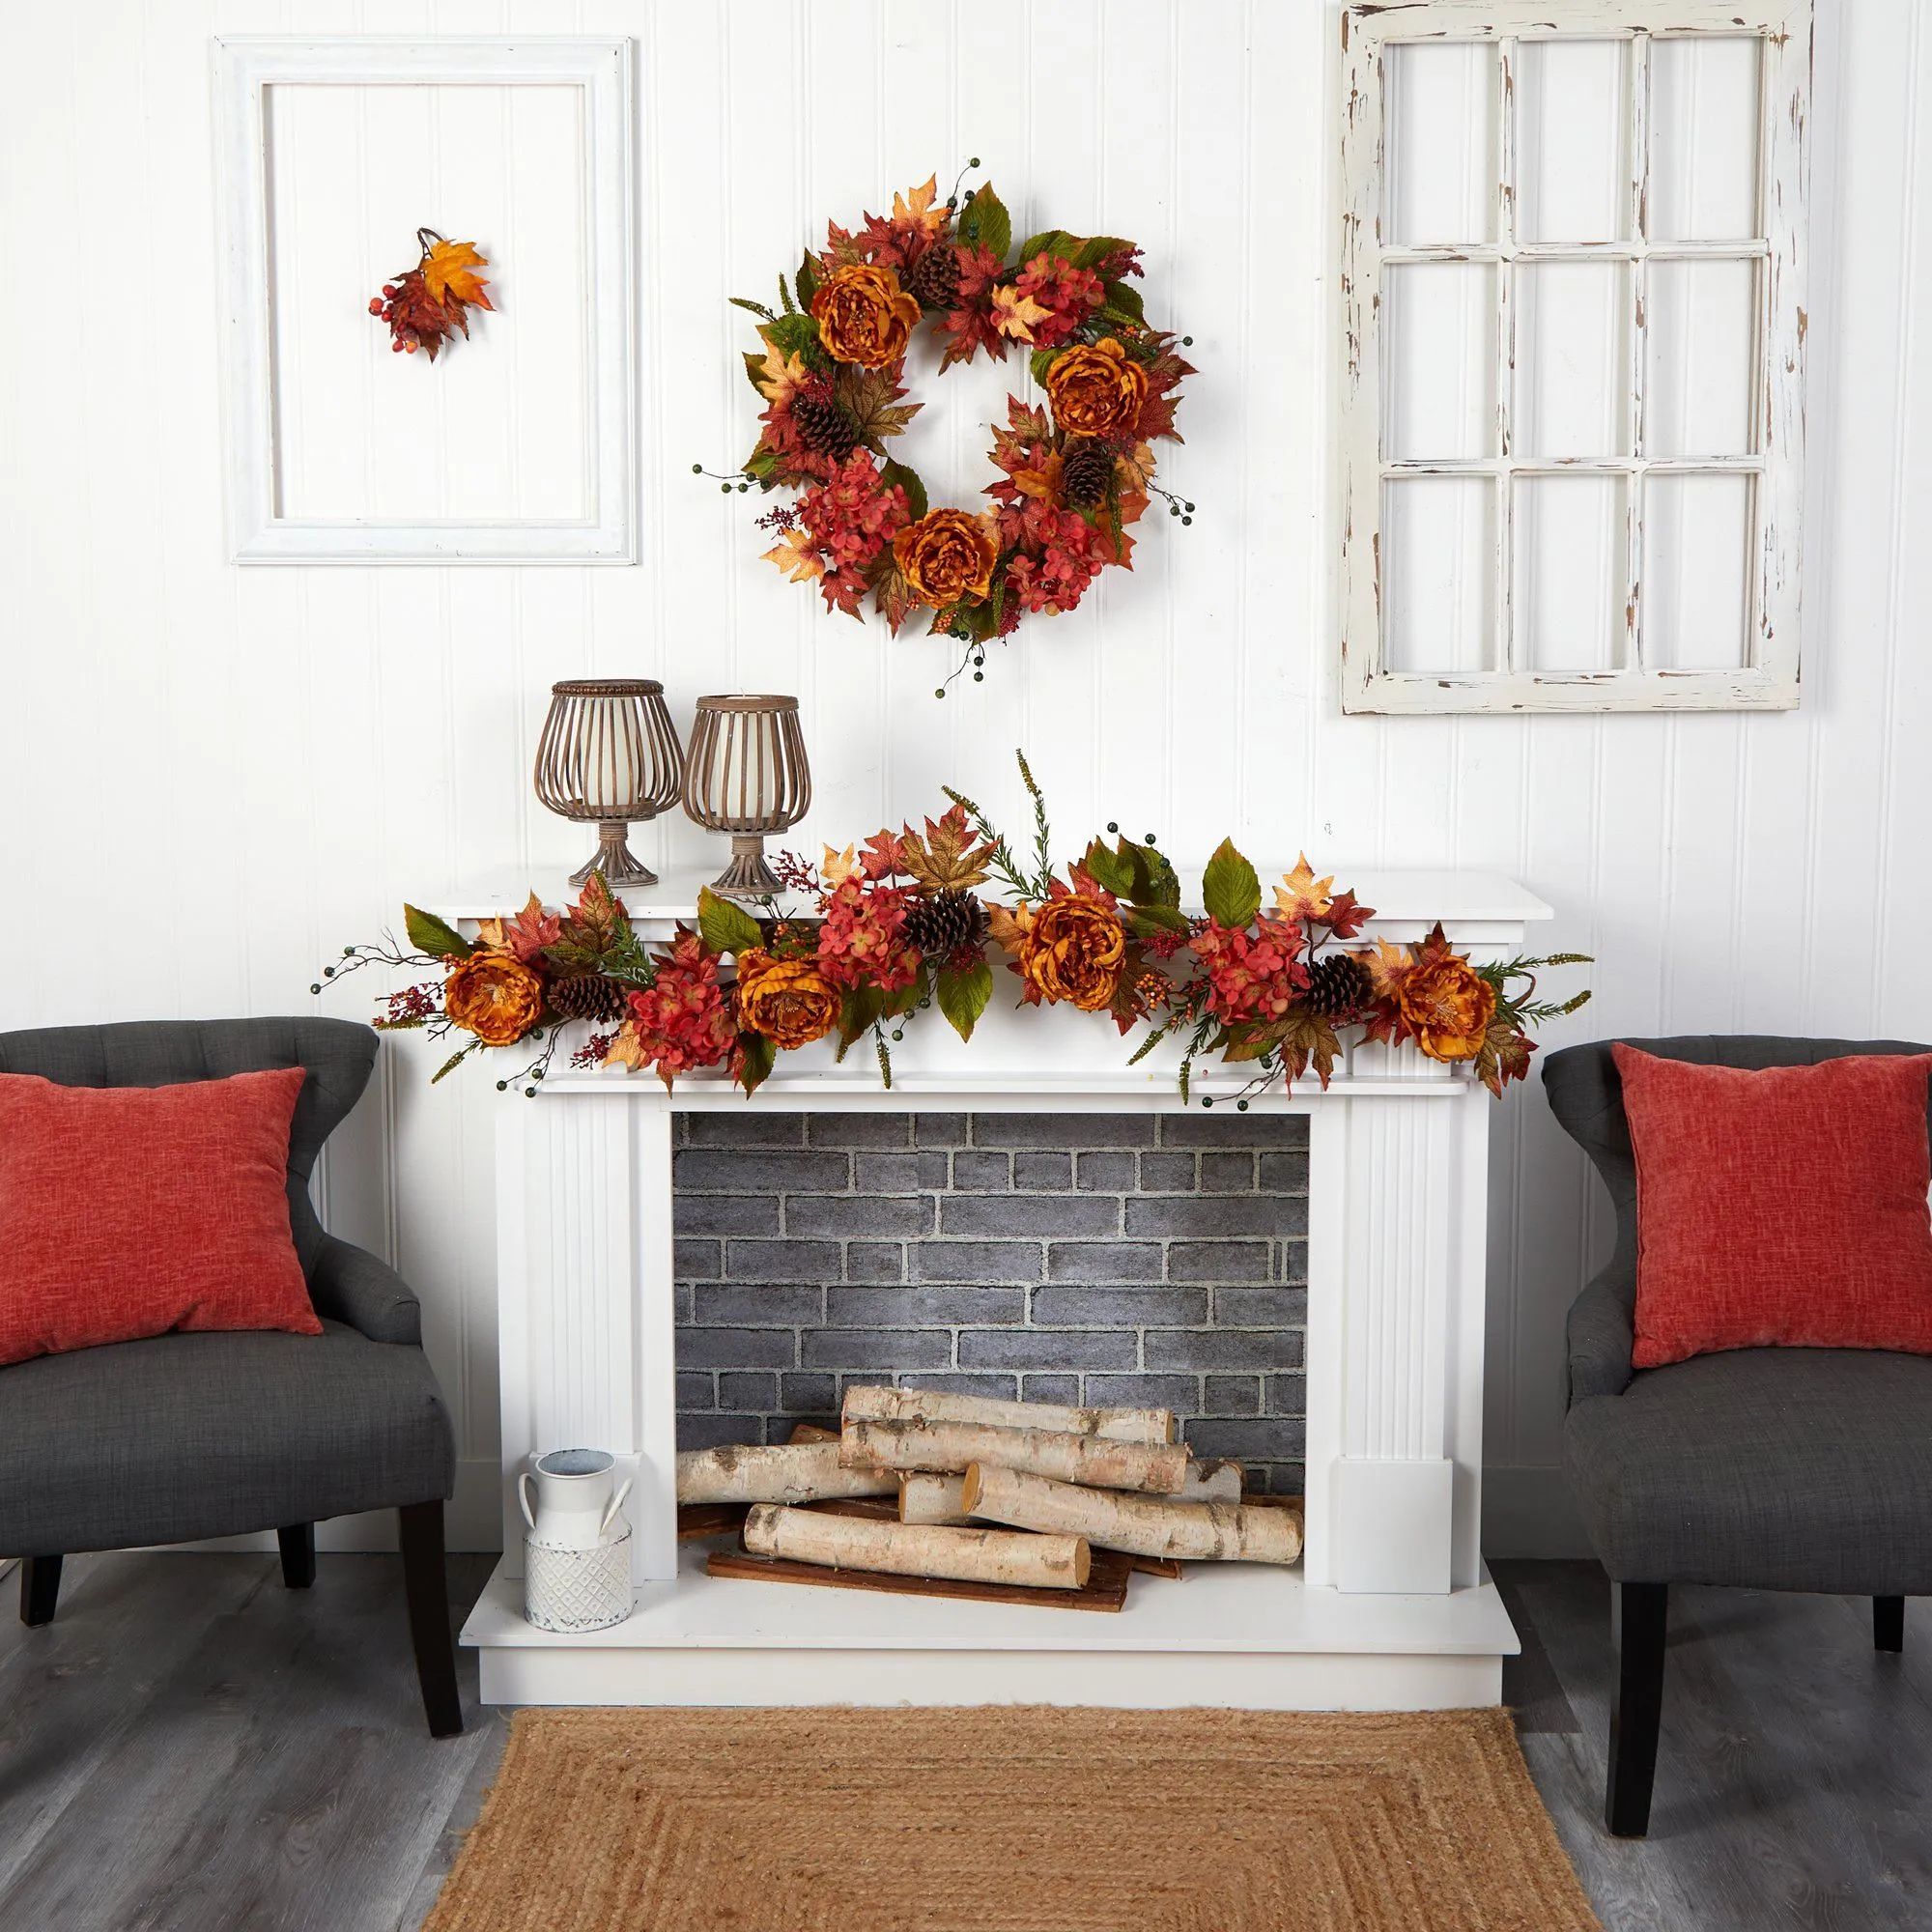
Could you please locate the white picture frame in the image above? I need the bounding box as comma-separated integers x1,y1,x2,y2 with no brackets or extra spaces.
1339,1,1812,712
215,37,637,565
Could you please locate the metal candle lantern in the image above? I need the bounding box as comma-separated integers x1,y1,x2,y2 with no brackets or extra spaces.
533,679,685,889
680,695,812,898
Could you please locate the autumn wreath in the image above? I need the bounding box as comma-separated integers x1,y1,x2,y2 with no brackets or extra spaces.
324,755,1588,1102
722,170,1195,681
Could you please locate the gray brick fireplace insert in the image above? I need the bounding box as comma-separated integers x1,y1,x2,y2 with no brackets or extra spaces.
671,1110,1309,1494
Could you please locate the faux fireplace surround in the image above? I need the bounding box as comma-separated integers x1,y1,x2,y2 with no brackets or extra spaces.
459,867,1548,1711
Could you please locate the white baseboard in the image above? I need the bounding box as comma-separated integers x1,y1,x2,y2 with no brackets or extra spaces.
1480,1465,1593,1559
166,1458,504,1557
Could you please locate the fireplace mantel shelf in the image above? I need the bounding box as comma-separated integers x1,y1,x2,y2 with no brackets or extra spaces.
465,867,1552,1712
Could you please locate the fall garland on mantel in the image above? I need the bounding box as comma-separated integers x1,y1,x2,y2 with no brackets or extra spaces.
321,754,1588,1101
712,167,1195,690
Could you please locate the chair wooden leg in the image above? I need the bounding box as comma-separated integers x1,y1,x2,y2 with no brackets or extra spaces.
277,1523,317,1590
20,1554,63,1628
398,1500,463,1739
1875,1595,1906,1653
1606,1580,1668,1838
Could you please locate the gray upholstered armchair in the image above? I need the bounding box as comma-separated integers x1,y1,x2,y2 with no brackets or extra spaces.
1544,1036,1932,1835
0,1018,462,1737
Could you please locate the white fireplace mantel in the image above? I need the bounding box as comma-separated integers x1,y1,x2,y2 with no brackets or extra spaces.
460,867,1548,1710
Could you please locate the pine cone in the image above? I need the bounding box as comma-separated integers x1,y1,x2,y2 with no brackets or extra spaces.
1303,952,1373,1019
905,242,962,311
792,392,859,460
547,972,631,1024
1062,438,1114,511
904,888,990,961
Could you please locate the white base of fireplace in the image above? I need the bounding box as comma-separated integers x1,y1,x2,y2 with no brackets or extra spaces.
460,1545,1518,1711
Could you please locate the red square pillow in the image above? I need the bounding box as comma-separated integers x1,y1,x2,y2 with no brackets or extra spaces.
1613,1043,1932,1369
0,1066,321,1367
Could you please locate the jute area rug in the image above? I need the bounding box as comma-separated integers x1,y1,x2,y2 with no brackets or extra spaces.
422,1706,1598,1932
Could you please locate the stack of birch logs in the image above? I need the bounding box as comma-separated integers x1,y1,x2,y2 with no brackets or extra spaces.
676,1385,1302,1595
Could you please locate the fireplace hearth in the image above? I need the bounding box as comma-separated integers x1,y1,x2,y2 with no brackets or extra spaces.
461,866,1549,1713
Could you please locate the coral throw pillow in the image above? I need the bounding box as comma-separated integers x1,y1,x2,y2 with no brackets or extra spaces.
0,1067,320,1367
1613,1044,1932,1369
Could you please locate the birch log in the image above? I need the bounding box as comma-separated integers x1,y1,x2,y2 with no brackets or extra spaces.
961,1463,1303,1565
676,1441,897,1506
897,1472,972,1525
743,1504,1090,1589
841,1384,1174,1445
842,1417,1190,1494
1179,1458,1246,1505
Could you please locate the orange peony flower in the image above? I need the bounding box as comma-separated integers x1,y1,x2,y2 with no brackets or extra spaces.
734,949,840,1050
443,950,545,1048
1018,895,1127,1011
1398,954,1497,1063
1043,336,1149,440
893,508,1000,607
810,264,921,368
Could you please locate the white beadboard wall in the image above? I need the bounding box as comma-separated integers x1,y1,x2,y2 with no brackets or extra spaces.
0,0,1920,1555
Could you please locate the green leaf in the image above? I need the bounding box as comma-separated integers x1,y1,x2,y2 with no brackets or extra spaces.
728,295,778,322
404,904,472,960
1124,902,1190,941
762,312,822,357
744,447,781,482
696,886,764,957
778,273,797,317
735,1032,776,1096
1017,229,1076,266
957,184,1012,265
1073,234,1130,270
836,983,885,1056
1138,844,1183,909
1081,837,1137,900
795,252,819,311
1201,838,1262,929
936,956,993,1042
1100,278,1147,324
882,965,927,1020
1029,345,1061,388
878,456,928,522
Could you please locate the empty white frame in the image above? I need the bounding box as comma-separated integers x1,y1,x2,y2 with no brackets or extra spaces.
1340,3,1812,712
217,38,636,564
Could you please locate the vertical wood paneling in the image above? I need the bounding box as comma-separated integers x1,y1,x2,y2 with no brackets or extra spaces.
0,0,1925,1543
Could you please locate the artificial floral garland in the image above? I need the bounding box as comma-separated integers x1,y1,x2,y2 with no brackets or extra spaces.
322,755,1588,1104
716,168,1195,687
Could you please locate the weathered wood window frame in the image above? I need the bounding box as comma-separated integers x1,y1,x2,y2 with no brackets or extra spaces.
1340,1,1813,714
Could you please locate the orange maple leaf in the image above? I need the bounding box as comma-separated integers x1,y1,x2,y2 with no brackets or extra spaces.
821,843,860,891
763,526,823,583
1012,452,1066,503
1360,935,1414,1001
423,238,493,311
894,175,949,239
755,332,810,407
601,1020,647,1071
990,284,1054,343
1274,854,1335,925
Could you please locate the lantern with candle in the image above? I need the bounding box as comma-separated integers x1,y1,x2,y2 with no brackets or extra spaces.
533,680,685,888
680,695,812,897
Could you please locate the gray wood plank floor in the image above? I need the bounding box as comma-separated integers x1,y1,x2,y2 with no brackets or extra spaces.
2,1551,1926,1928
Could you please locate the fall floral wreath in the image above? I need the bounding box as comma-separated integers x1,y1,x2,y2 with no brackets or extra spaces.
324,755,1588,1103
720,169,1195,686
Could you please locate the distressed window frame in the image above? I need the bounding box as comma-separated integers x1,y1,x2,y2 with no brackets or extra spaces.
1339,0,1813,714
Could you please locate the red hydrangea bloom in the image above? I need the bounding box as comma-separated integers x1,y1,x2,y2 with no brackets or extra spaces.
796,451,912,617
1013,252,1104,350
815,876,919,994
1189,915,1311,1027
624,932,736,1079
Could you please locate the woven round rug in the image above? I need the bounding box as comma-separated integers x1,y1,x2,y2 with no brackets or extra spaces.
422,1705,1596,1932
